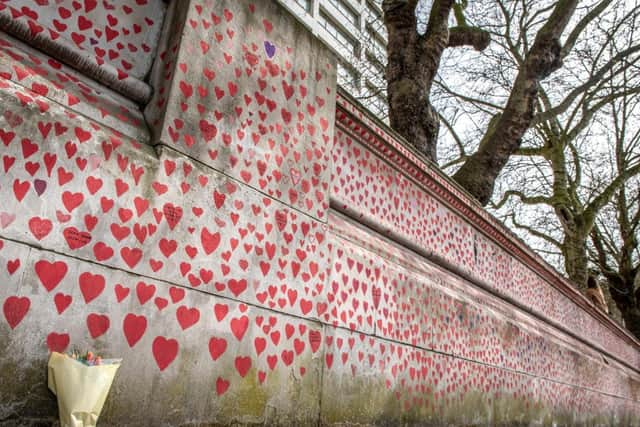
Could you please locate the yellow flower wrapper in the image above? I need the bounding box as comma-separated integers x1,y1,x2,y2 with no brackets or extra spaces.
47,352,121,427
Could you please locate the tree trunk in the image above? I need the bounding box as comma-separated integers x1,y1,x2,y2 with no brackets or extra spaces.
619,307,640,340
452,39,562,205
604,274,639,335
562,233,589,291
384,0,454,164
601,283,625,326
387,81,440,162
452,0,578,205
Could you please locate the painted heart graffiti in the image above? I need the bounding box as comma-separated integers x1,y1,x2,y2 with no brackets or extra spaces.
144,0,336,222
0,237,324,407
0,0,166,79
2,232,637,422
332,110,638,367
332,127,475,279
327,213,630,392
1,0,639,423
0,35,146,141
0,73,336,321
319,326,629,424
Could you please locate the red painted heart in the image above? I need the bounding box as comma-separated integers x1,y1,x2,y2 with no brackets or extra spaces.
87,313,110,338
230,315,249,341
35,260,68,292
47,332,70,353
3,296,30,329
152,336,179,371
123,313,147,347
54,293,72,314
79,272,105,303
176,305,200,330
208,337,227,361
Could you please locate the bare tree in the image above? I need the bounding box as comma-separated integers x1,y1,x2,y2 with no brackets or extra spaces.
590,181,640,335
382,0,640,206
488,1,640,292
588,77,640,336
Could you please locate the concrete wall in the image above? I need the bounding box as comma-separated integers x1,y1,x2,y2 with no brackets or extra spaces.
0,0,166,79
0,0,165,102
0,0,639,426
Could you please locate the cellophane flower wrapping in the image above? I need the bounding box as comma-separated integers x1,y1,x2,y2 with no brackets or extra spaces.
47,352,121,427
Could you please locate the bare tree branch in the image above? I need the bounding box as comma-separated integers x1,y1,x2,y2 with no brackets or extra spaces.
434,79,504,112
453,0,580,205
448,26,491,50
561,0,612,58
584,162,640,227
534,44,640,124
507,212,562,248
438,110,467,158
492,189,552,210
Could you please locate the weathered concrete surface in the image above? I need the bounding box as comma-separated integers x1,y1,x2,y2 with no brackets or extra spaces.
0,0,166,80
333,103,640,367
323,212,640,425
0,1,334,425
145,0,336,222
0,238,324,426
1,0,640,425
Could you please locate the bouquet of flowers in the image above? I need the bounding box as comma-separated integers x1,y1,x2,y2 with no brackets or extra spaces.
47,350,121,427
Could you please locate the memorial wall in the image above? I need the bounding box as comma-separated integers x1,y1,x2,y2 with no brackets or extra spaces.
0,1,639,425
